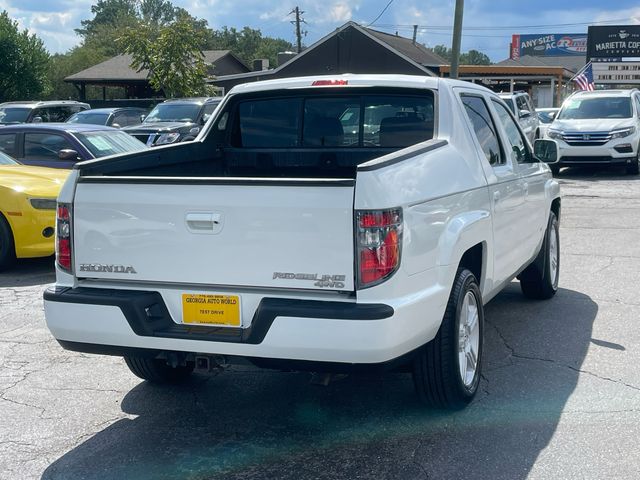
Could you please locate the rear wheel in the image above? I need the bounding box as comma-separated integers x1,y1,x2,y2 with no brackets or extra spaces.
412,269,483,409
0,215,16,271
124,356,194,384
520,211,559,299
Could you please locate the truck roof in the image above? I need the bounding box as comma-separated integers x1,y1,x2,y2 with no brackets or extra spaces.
227,74,464,96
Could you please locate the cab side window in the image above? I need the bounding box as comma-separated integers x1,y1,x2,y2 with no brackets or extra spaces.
24,133,74,161
0,133,17,157
111,112,127,127
515,95,530,114
493,99,532,164
461,94,504,166
31,108,50,122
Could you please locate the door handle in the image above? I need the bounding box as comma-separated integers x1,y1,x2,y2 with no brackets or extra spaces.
185,212,221,232
493,191,501,203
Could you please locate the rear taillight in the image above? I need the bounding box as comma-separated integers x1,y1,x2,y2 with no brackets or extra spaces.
356,208,402,288
56,203,72,272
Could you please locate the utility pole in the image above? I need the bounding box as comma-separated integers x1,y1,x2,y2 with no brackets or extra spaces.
450,0,464,79
412,25,418,45
290,7,306,53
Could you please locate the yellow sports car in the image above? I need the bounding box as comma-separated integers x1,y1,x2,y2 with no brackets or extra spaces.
0,151,69,270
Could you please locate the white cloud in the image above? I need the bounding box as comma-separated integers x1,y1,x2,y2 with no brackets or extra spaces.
328,2,352,23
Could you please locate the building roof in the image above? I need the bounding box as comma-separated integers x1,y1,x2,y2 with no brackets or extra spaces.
363,27,447,67
439,64,576,79
496,55,586,73
65,51,248,83
213,21,443,87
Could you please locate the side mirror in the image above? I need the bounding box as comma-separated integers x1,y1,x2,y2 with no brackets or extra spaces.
58,149,79,161
140,114,146,123
519,109,532,119
534,139,559,164
548,111,557,120
200,114,210,125
32,116,43,123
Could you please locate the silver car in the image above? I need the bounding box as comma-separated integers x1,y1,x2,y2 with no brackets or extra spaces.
499,92,540,143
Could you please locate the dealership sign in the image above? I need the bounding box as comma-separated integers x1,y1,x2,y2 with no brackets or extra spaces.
587,25,640,61
510,34,587,59
588,26,640,85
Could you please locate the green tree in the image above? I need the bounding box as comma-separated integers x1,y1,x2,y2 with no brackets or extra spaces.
75,0,137,38
460,49,491,65
429,44,492,65
0,11,50,101
206,26,293,67
120,13,210,97
48,47,110,100
77,0,210,56
431,44,452,62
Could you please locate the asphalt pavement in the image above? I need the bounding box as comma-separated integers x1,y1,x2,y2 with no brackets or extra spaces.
1,167,639,480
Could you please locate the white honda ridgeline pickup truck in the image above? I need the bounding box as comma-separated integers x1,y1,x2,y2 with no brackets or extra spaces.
44,75,561,409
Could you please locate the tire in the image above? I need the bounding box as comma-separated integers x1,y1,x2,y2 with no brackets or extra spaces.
412,268,483,409
520,211,559,300
124,356,194,384
0,214,16,271
626,153,639,175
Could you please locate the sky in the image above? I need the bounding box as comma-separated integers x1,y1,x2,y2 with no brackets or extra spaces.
1,0,640,61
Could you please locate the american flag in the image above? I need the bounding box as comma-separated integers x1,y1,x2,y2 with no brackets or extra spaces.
574,63,595,91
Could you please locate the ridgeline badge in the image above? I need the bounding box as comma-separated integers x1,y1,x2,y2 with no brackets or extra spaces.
79,264,137,274
272,272,346,288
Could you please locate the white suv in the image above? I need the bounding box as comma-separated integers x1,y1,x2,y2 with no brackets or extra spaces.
547,89,640,175
498,92,539,143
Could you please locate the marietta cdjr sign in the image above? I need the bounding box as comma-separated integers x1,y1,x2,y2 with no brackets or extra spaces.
588,26,640,85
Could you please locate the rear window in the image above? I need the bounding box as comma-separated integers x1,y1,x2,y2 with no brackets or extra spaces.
0,107,31,124
231,92,434,149
75,131,147,158
67,112,110,125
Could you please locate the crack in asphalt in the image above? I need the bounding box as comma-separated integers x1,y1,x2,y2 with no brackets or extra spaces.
486,319,640,393
0,393,46,416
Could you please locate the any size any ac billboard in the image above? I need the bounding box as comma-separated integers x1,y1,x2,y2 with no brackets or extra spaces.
510,33,587,59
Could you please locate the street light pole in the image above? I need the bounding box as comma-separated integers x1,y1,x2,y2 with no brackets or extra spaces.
450,0,464,79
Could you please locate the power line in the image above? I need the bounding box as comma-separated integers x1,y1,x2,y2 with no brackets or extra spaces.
379,26,511,38
371,17,630,31
366,0,395,27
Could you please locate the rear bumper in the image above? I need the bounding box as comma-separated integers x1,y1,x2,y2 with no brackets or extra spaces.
43,286,441,364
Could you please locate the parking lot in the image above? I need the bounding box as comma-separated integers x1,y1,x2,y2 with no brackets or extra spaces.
1,169,639,480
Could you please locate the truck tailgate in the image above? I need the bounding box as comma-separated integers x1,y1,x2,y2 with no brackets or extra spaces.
72,180,355,291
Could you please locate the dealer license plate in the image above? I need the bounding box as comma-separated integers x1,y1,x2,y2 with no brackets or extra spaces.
182,294,241,326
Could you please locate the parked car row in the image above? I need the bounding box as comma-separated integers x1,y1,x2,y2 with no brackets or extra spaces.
0,97,224,168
